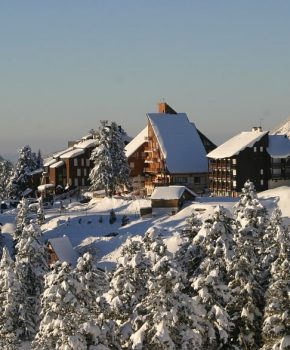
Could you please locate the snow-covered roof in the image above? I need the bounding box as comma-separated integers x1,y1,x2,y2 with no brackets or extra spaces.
38,184,55,191
27,168,43,176
81,133,93,140
75,139,98,149
267,135,290,158
207,130,268,159
43,158,57,167
125,126,148,158
48,235,79,267
151,186,197,200
147,113,208,173
53,147,74,159
50,160,65,169
60,148,85,159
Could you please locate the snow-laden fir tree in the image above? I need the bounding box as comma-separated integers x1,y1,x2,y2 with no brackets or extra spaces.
89,121,114,196
36,150,43,169
14,198,29,241
8,145,38,198
191,206,235,349
0,156,13,200
110,122,131,193
108,239,150,346
261,221,290,349
175,210,203,280
14,222,48,341
108,227,167,347
129,253,208,349
33,261,111,350
227,181,268,349
89,121,131,196
0,247,20,350
37,197,45,225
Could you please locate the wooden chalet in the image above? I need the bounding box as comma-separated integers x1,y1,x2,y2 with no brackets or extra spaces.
151,185,196,215
47,235,79,267
42,138,97,193
144,103,216,194
207,127,290,196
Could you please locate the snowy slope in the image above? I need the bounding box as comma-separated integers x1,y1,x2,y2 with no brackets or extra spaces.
271,117,290,137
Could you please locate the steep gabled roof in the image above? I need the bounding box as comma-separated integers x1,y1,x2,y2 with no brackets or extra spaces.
125,126,148,158
151,185,197,200
48,235,79,267
267,135,290,158
147,113,208,173
207,130,268,159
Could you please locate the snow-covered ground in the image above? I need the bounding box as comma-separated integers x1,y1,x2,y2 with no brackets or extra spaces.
1,186,289,271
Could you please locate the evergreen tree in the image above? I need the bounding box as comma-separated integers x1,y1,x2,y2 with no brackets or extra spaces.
0,247,20,350
89,121,114,196
261,222,290,349
14,222,48,341
37,197,45,225
110,121,131,193
191,206,235,349
8,145,38,198
33,261,111,350
14,198,29,241
89,121,131,196
227,181,268,349
36,150,43,169
109,209,117,224
175,210,203,279
0,156,13,200
121,215,130,226
130,253,207,349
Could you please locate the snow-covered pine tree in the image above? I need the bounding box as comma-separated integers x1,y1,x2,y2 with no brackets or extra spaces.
130,253,208,349
261,224,290,350
110,121,131,193
8,145,38,198
175,210,203,280
0,247,20,350
37,197,45,225
191,206,235,349
33,261,111,350
14,222,48,341
14,198,29,241
89,121,114,196
109,208,117,224
36,150,43,169
0,156,13,200
108,238,150,346
227,181,268,349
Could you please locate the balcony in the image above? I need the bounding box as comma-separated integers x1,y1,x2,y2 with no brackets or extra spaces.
144,167,162,173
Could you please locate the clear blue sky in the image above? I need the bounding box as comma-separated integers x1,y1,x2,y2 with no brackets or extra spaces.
1,1,290,160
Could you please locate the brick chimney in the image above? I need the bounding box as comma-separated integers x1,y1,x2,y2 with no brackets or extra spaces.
158,102,177,114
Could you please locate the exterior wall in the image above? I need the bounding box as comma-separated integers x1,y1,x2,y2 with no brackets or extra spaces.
152,207,179,216
209,134,271,196
268,178,290,189
151,198,180,208
128,144,147,192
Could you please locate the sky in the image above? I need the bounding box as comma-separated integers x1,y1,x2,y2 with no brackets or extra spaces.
1,1,290,161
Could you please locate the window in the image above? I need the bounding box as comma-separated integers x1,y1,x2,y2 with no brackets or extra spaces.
194,176,201,184
254,147,257,152
273,168,281,175
84,168,87,176
77,168,81,177
232,159,237,165
260,169,264,175
175,177,187,184
81,158,84,166
74,159,78,166
86,159,90,167
130,162,134,168
260,179,264,185
74,178,78,186
232,169,237,176
260,147,263,152
233,180,237,188
82,178,85,186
